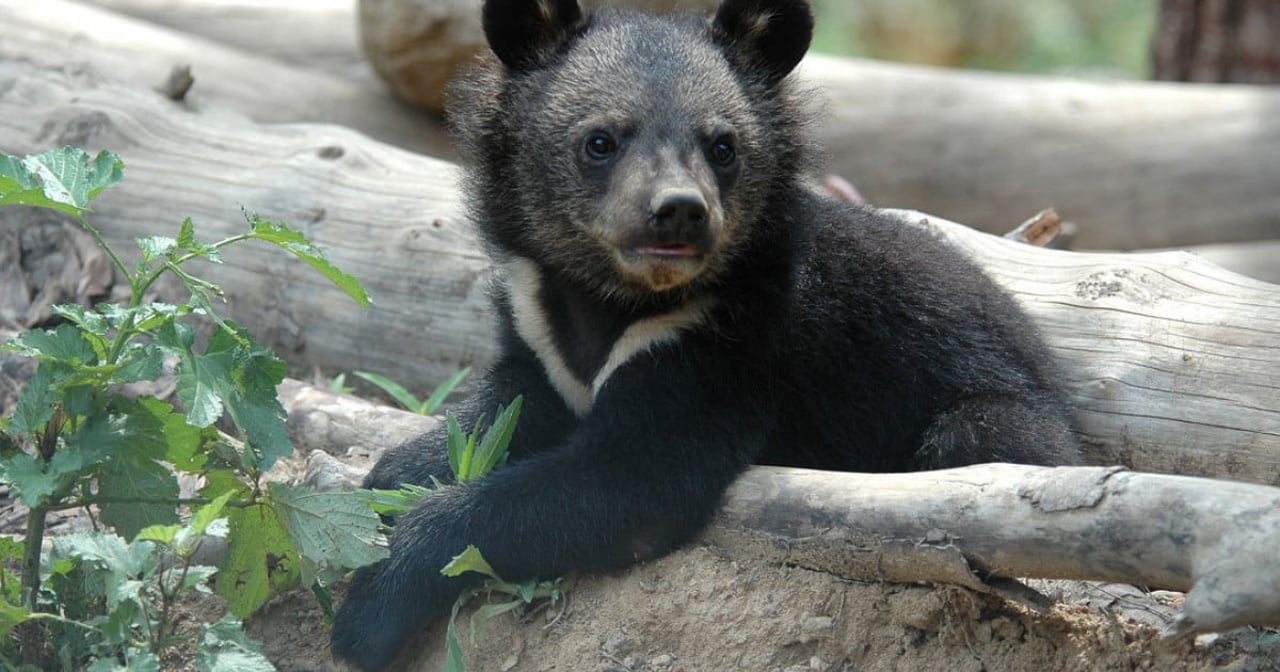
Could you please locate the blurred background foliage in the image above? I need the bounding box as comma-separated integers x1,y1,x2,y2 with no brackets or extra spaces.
811,0,1158,79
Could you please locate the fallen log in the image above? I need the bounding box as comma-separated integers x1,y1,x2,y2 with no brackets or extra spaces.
1,59,1276,484
804,55,1280,250
78,0,369,78
34,2,1280,250
1154,239,1280,285
0,0,453,157
277,380,1280,640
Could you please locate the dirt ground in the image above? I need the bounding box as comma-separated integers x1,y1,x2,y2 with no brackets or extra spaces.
246,531,1279,672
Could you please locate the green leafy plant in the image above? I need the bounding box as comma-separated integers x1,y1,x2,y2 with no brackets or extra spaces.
353,366,471,416
371,396,555,672
0,147,384,670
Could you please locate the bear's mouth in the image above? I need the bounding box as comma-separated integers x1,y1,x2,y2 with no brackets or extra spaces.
633,244,701,257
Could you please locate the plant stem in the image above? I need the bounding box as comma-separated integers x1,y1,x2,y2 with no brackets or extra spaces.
20,507,47,612
75,217,135,299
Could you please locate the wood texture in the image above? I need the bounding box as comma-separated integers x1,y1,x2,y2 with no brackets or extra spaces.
804,55,1280,249
77,0,367,77
0,0,453,157
0,60,484,390
2,61,1277,485
714,464,1280,638
277,381,1280,638
892,209,1280,483
49,0,1280,251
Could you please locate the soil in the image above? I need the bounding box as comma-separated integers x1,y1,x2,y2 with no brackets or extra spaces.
244,535,1280,672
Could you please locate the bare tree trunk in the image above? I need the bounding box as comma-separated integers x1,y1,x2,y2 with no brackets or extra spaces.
1153,0,1280,83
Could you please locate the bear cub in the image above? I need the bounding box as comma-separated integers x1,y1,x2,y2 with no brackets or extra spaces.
331,0,1081,669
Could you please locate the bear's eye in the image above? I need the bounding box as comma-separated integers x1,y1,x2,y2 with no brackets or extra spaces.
709,138,736,167
584,132,618,160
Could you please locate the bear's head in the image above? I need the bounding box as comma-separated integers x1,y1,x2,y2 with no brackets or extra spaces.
453,0,814,302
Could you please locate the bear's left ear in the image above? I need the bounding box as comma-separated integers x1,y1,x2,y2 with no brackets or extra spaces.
483,0,585,72
712,0,813,85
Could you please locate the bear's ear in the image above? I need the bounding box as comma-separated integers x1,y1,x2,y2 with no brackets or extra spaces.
482,0,585,72
712,0,813,84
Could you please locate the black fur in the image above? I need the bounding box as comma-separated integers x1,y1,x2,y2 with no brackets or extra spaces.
330,1,1081,669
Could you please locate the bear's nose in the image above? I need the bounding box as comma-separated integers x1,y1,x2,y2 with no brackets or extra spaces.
649,189,708,237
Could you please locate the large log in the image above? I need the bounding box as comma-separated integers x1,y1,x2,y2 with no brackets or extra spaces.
0,60,1277,485
803,55,1280,250
0,60,481,389
0,0,453,158
78,0,368,78
1164,239,1280,285
278,380,1280,640
32,1,1280,250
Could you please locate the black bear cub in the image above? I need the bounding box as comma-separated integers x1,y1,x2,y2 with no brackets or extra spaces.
331,0,1081,668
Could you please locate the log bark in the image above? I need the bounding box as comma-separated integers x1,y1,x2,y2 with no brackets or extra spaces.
0,0,453,158
0,59,482,390
36,1,1280,250
276,380,1280,639
1,60,1277,485
1164,239,1280,285
75,0,368,78
714,464,1280,639
802,54,1280,250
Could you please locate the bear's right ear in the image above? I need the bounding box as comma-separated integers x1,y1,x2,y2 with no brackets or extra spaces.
712,0,813,85
482,0,585,72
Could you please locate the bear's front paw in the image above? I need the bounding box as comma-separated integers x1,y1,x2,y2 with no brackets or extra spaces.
331,561,437,672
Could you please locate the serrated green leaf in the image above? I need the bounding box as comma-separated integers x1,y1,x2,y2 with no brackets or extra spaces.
218,503,298,618
176,217,196,248
1,448,92,507
10,323,98,366
245,212,370,308
137,236,177,262
157,321,227,428
174,217,222,263
98,302,186,332
423,366,471,415
8,361,57,438
97,453,180,541
112,344,165,385
0,148,123,217
440,545,501,582
51,531,156,610
268,483,387,577
197,615,276,672
145,397,211,473
51,304,110,337
353,371,422,413
159,323,293,470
